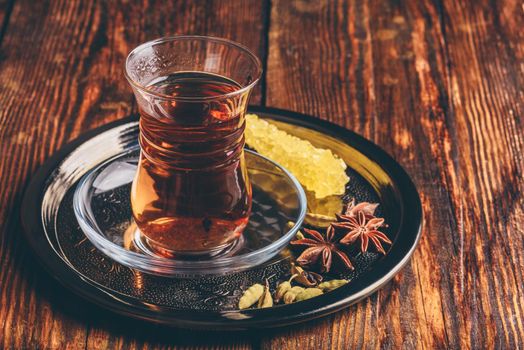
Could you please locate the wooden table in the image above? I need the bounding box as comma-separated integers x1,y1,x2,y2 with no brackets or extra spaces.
1,0,523,348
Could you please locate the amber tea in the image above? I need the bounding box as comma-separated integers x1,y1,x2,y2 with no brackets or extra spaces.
130,72,252,257
125,36,261,257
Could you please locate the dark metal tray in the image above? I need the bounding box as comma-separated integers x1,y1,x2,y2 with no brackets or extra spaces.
21,106,422,329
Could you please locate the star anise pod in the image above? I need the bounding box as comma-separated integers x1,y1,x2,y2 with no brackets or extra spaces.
336,198,379,221
333,211,391,254
290,226,354,273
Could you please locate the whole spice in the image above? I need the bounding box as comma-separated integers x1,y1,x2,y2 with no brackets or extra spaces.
283,286,305,304
274,281,292,303
318,279,349,292
287,221,305,240
338,198,379,220
290,226,354,273
290,263,323,287
238,283,264,310
295,230,305,240
295,288,323,302
333,211,391,254
258,280,273,308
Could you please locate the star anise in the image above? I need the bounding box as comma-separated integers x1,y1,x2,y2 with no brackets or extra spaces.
332,211,391,254
336,198,379,221
290,226,354,273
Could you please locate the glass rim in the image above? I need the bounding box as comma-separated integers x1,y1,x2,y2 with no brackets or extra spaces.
124,35,263,102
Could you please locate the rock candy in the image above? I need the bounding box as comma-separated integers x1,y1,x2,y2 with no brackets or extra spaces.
245,114,349,198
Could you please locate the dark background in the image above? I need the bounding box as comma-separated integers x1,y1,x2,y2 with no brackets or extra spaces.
1,0,523,348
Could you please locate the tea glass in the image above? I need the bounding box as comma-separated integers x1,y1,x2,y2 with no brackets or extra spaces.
124,36,262,258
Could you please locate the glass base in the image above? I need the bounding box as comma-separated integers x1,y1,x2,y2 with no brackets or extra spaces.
133,227,245,260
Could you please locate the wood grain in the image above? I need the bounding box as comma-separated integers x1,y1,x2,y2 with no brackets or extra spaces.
263,0,524,348
0,0,266,349
0,0,14,45
1,0,524,348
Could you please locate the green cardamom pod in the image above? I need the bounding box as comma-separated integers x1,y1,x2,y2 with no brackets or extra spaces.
295,288,323,302
238,283,264,310
283,286,305,304
318,279,349,292
258,280,273,308
274,281,292,303
287,221,304,240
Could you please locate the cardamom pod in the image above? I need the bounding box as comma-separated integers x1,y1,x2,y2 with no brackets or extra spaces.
295,288,323,302
291,263,323,287
274,281,292,303
238,283,264,310
283,286,305,304
258,280,273,308
318,279,349,292
287,220,305,240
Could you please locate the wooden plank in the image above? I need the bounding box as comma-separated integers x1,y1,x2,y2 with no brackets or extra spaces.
263,0,524,348
437,0,524,347
0,0,5,25
0,0,15,45
0,0,267,349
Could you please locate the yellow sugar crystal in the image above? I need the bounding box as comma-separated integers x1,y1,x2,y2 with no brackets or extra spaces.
245,114,349,198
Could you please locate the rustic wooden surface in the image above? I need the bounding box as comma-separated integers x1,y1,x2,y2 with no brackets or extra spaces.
1,0,523,348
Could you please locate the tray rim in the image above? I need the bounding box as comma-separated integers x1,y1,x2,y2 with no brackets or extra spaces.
21,106,423,329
